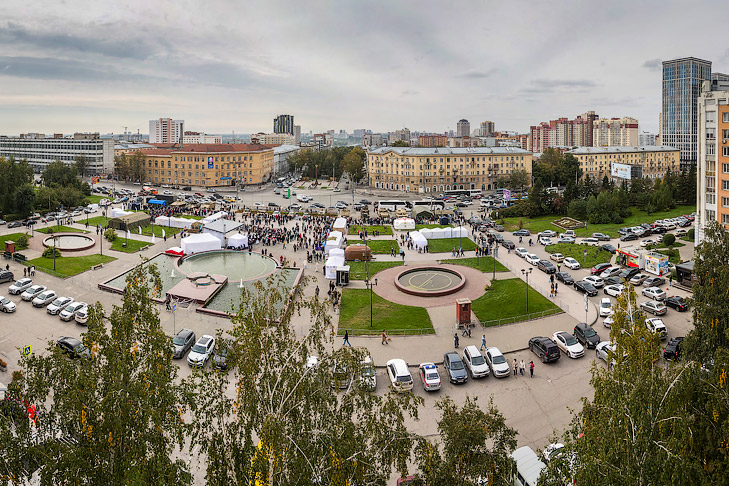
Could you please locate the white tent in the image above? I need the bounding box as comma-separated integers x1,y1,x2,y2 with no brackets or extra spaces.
201,211,228,225
227,233,249,249
393,217,415,231
419,228,434,239
429,228,447,239
324,231,344,255
155,215,193,229
329,248,345,258
325,256,346,279
110,208,132,218
452,226,469,238
332,217,348,234
442,227,453,238
180,233,222,255
409,231,428,250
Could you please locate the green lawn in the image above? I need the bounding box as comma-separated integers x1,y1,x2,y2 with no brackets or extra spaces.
545,243,613,268
25,254,116,278
501,205,696,238
338,289,434,335
657,248,682,264
85,195,106,204
347,261,404,280
655,241,685,249
415,224,451,230
35,226,88,234
110,238,151,253
141,225,182,237
349,224,393,236
471,278,562,326
84,216,111,228
426,237,477,253
443,257,509,273
349,239,400,255
178,214,203,220
0,233,29,250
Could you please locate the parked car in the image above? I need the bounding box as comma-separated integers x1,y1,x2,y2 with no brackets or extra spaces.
537,260,556,274
555,272,574,285
579,237,600,246
591,263,612,275
582,275,605,288
185,335,214,369
7,221,21,228
56,336,90,360
462,345,490,379
603,284,625,297
538,236,553,246
645,318,668,340
528,336,561,363
485,347,510,378
629,273,649,285
358,356,377,391
501,240,516,250
574,280,598,296
642,286,666,301
386,358,413,392
75,307,89,325
563,257,580,270
599,266,622,278
664,337,684,360
443,352,468,384
557,236,575,244
665,295,689,312
59,302,86,321
540,230,558,238
525,253,540,266
515,247,528,258
642,276,666,288
574,322,600,349
619,268,641,280
598,297,612,317
595,341,616,364
592,232,610,241
620,233,638,242
550,253,565,262
172,328,196,359
21,285,47,301
331,357,351,389
8,278,32,295
0,271,14,284
603,276,623,286
601,243,617,254
0,296,16,313
552,331,585,359
641,300,667,316
513,229,530,237
46,296,73,315
418,362,441,391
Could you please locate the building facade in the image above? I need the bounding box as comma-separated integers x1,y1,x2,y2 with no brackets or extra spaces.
478,121,495,137
639,131,657,146
0,137,114,174
273,114,295,135
456,119,470,138
149,118,184,144
367,146,533,194
273,144,301,177
567,146,680,181
417,134,448,147
592,117,639,147
182,132,222,144
251,132,296,145
529,114,593,152
662,57,713,169
140,144,274,187
696,78,729,244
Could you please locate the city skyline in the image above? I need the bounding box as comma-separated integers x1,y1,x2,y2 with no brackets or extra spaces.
1,0,728,136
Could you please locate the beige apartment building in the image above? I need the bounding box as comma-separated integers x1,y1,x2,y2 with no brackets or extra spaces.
367,146,533,194
592,117,639,147
567,146,680,181
140,143,274,187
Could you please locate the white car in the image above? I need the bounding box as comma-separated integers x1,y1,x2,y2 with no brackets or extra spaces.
188,335,216,368
525,253,540,266
582,275,605,288
386,358,413,392
539,230,558,238
21,285,47,302
645,318,668,340
75,306,90,325
642,286,666,301
640,239,655,248
418,362,441,391
603,284,624,297
8,278,33,295
60,302,87,321
603,312,614,328
0,296,16,313
46,296,74,315
462,345,490,379
550,253,565,262
599,297,613,317
552,331,585,358
32,290,57,307
579,238,600,246
595,341,616,363
563,257,580,270
485,347,511,378
515,247,528,258
538,236,553,246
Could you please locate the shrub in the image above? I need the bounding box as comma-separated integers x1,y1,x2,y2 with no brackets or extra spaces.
11,370,23,382
42,247,61,259
104,228,117,242
518,218,524,230
687,228,695,240
663,233,676,247
14,234,29,249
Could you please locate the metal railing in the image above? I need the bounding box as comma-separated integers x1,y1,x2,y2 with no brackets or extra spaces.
338,328,436,336
479,308,564,328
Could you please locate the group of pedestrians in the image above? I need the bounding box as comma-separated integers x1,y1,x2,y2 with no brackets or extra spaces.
512,358,535,377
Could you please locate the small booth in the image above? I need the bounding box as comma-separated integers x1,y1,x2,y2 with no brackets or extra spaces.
332,217,348,234
644,252,669,276
336,266,350,286
4,241,15,254
675,261,698,289
165,247,184,257
324,255,345,279
324,231,344,255
345,244,372,261
227,233,249,249
456,298,472,329
617,246,668,276
110,208,132,218
109,212,151,231
393,217,415,231
201,211,228,225
616,246,641,269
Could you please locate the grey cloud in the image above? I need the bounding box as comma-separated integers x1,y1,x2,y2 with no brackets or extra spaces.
401,90,418,96
642,58,662,71
0,56,168,85
458,70,494,79
519,79,597,95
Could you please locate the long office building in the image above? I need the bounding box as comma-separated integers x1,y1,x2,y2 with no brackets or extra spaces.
567,145,680,181
696,77,729,244
0,136,114,174
367,146,533,194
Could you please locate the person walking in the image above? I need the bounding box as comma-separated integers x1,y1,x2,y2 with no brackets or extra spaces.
342,330,351,347
520,359,525,377
529,360,535,378
669,274,673,287
454,332,459,349
381,330,388,345
513,358,518,376
480,334,487,351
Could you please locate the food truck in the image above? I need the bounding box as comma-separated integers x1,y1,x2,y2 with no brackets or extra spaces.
616,246,669,276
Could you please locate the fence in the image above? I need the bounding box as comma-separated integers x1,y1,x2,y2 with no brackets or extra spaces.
338,328,436,336
479,307,564,328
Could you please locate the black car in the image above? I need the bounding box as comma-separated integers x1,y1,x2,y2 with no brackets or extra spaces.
603,276,624,286
56,337,91,360
664,337,684,360
443,352,468,384
172,328,196,359
495,225,504,232
650,225,667,234
556,272,574,285
513,229,531,237
182,186,192,191
574,281,598,297
591,263,612,275
537,260,556,274
0,271,14,284
492,233,504,242
528,337,561,363
359,199,371,205
213,346,229,371
8,221,21,228
665,296,689,312
601,244,616,254
501,240,516,250
620,233,638,242
618,267,640,280
573,323,600,349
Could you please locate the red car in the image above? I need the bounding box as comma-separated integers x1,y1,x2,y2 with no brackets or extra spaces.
590,263,612,275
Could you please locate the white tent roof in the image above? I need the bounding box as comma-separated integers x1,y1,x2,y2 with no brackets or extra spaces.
110,208,132,218
325,256,346,279
227,233,249,247
329,248,345,257
409,231,427,250
419,227,433,238
393,217,415,230
180,233,222,255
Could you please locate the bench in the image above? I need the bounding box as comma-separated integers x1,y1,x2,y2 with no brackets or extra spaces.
92,264,104,270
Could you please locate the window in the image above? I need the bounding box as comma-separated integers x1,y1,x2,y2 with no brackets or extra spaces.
723,163,729,173
723,213,729,224
722,197,729,208
724,147,729,157
708,143,716,155
707,111,716,123
723,129,729,139
723,180,729,191
724,112,729,123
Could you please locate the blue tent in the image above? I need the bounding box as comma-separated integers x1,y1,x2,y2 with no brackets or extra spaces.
148,199,167,205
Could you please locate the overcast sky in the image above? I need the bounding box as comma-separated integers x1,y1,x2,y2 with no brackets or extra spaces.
1,0,727,137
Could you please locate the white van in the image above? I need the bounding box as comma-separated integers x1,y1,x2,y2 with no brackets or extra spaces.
511,446,546,486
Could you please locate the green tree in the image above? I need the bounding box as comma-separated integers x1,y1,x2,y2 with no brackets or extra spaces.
74,155,88,178
182,277,421,485
11,262,191,484
508,169,531,193
342,146,366,182
390,140,409,147
13,183,36,218
412,397,517,486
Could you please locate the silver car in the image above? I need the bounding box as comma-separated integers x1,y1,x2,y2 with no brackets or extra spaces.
47,296,74,315
8,278,32,295
642,286,666,301
172,328,196,359
21,285,47,301
59,302,87,321
0,296,16,313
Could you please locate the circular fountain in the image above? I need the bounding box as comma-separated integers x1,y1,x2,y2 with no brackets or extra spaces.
394,266,466,297
42,234,96,252
177,250,278,282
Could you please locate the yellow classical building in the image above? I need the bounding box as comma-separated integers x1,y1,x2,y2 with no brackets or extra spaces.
139,144,274,187
367,146,533,193
567,146,680,181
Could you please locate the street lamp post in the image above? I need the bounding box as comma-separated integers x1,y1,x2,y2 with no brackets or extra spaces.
53,235,57,271
521,268,532,314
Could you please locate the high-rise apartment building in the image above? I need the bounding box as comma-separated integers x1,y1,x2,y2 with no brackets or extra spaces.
417,135,448,147
662,57,713,170
293,125,301,145
529,114,593,152
478,121,495,137
456,119,470,137
696,76,729,244
273,114,295,135
592,117,639,147
149,118,184,144
639,132,657,146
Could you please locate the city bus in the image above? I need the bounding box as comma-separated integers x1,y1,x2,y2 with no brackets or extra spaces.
444,189,482,198
413,200,445,210
376,200,411,211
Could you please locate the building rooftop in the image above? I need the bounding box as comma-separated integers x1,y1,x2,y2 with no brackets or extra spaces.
568,145,678,155
368,146,532,156
141,143,276,156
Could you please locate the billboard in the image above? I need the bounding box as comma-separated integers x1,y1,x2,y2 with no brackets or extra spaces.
208,156,214,169
611,162,633,180
502,189,511,201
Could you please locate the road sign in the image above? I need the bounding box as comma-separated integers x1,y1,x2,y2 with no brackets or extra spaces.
584,293,589,312
23,345,31,356
171,302,177,313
